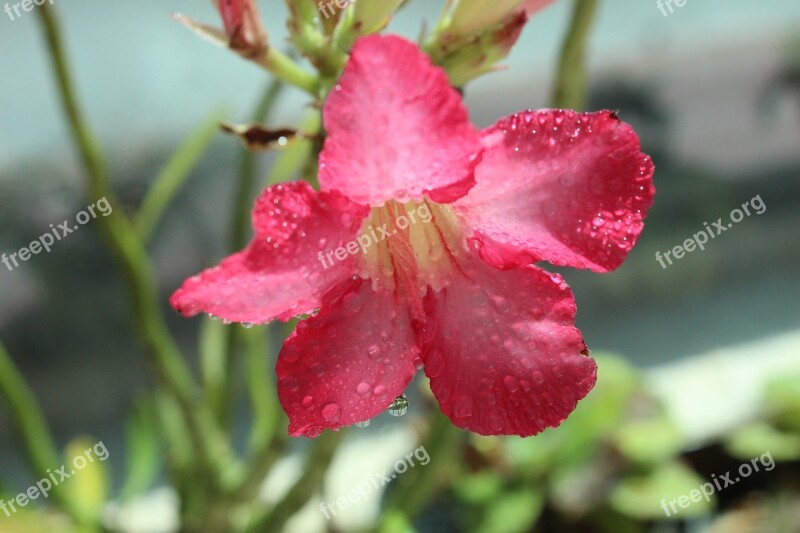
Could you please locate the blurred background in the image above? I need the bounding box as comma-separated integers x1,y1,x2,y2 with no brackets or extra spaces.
1,0,799,531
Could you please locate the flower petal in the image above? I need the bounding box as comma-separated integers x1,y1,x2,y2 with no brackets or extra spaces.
319,34,481,206
454,110,655,272
277,277,420,437
522,0,555,15
170,181,369,324
418,248,596,436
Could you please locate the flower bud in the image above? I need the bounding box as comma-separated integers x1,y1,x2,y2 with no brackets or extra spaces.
447,0,525,38
438,10,528,86
216,0,268,57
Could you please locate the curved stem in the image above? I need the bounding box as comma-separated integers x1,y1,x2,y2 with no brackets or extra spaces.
552,0,599,110
136,109,224,243
0,342,92,527
202,80,285,429
257,47,319,96
36,3,236,489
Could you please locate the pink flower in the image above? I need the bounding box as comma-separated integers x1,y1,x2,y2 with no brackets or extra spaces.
171,35,655,438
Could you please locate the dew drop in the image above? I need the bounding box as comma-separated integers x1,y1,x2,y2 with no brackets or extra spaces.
367,344,382,361
355,419,371,428
454,396,473,418
356,382,371,395
322,403,341,422
388,394,408,416
343,292,364,312
304,426,323,437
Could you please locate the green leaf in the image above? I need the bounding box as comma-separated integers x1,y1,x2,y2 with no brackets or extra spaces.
614,417,683,465
135,108,224,241
377,508,417,533
505,354,641,474
63,437,110,522
725,422,800,462
764,374,800,430
453,472,503,504
120,400,162,501
610,461,712,520
477,488,544,533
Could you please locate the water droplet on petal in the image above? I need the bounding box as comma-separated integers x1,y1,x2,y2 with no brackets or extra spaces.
454,396,473,418
355,419,371,428
304,425,323,437
322,403,341,422
388,394,408,416
356,382,371,396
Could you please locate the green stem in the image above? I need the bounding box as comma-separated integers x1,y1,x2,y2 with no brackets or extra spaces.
377,412,462,531
201,80,284,429
223,325,287,502
257,47,319,96
231,80,284,252
0,342,90,527
244,431,346,533
243,326,281,456
36,3,236,489
136,109,224,243
551,0,599,110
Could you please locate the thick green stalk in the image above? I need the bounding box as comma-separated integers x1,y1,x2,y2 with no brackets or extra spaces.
552,0,599,110
36,3,236,489
201,80,284,429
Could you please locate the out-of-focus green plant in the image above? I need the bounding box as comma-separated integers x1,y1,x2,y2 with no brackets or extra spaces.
446,355,705,530
726,372,800,461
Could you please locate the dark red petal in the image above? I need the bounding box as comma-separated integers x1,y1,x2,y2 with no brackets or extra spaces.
277,277,420,437
418,247,596,436
170,181,369,324
454,110,655,272
319,34,481,206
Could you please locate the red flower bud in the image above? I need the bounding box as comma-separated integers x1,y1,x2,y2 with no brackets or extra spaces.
216,0,268,56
